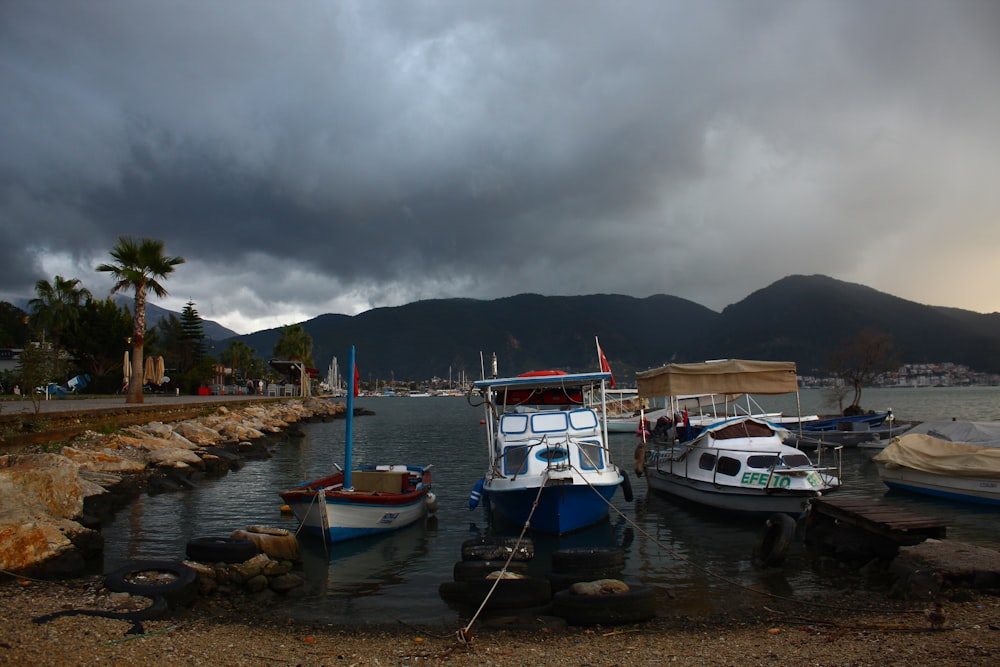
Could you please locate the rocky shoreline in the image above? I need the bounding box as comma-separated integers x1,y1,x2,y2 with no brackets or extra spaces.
0,397,345,577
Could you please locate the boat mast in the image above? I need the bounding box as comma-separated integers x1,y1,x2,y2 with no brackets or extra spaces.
344,345,356,489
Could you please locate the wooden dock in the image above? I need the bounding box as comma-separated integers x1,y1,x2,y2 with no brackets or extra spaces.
809,496,949,545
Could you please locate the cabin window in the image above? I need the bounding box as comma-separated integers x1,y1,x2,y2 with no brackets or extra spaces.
568,409,598,431
781,454,811,468
500,414,529,435
747,455,779,469
715,456,741,477
577,440,605,470
535,446,569,463
503,445,529,475
699,453,716,470
531,412,569,434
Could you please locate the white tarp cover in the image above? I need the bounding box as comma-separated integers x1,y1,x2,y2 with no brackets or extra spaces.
873,433,1000,479
902,420,1000,448
636,359,798,398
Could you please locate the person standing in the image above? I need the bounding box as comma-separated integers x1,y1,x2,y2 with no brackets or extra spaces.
258,379,264,395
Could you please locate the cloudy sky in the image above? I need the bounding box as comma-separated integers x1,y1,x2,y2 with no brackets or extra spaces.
2,1,999,334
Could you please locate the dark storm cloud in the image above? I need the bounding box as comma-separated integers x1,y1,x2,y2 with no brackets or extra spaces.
2,1,999,332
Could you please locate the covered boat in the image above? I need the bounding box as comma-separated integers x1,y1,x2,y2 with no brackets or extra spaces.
873,421,1000,505
635,359,841,515
469,367,630,535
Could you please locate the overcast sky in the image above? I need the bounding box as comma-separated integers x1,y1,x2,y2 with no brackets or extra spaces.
2,1,999,334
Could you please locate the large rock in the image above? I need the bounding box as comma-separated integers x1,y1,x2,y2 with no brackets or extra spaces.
0,454,89,519
61,446,146,473
172,421,224,446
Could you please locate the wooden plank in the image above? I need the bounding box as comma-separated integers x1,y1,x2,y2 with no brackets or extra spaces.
809,496,949,543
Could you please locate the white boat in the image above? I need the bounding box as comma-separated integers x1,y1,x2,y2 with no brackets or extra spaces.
279,346,437,543
873,421,1000,505
469,366,631,535
634,359,841,515
594,388,671,433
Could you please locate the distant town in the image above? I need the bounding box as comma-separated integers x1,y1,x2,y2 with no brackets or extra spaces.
799,363,1000,389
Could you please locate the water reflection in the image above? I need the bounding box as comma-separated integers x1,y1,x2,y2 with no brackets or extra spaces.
99,394,1000,625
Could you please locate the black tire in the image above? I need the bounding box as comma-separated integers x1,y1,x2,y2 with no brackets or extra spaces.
546,568,624,592
438,580,468,603
104,560,198,608
32,594,168,633
453,559,529,582
186,536,259,564
621,471,634,502
752,513,796,567
551,547,625,573
461,536,534,562
465,576,552,610
552,584,656,626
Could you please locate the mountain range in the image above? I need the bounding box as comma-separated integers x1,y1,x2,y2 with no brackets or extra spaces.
211,274,1000,383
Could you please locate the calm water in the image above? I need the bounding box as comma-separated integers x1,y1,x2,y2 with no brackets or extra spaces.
101,387,1000,624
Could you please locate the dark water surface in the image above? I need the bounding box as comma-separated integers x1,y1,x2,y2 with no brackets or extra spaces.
100,388,1000,625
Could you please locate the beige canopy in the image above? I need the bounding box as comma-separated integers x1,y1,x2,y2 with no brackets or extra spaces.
874,433,1000,479
636,359,799,398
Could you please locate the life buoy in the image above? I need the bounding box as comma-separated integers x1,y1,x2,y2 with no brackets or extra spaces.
752,513,797,567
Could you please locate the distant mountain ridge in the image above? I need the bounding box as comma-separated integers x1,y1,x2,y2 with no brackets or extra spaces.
227,274,1000,382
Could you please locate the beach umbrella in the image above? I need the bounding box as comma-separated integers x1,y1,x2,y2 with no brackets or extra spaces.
123,350,131,382
154,356,165,385
144,356,155,384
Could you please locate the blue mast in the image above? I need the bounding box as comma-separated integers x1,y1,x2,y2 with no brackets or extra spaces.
344,345,355,489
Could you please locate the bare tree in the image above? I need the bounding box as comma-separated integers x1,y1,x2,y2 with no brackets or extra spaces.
828,329,898,414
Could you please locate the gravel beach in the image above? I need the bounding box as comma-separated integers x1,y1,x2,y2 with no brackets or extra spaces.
2,573,998,666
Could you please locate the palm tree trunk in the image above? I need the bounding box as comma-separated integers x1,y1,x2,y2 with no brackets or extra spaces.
127,287,147,404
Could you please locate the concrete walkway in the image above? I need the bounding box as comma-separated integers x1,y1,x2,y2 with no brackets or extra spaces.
0,393,300,416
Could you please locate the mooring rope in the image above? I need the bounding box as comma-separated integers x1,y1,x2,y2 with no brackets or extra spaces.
570,462,936,616
456,473,548,645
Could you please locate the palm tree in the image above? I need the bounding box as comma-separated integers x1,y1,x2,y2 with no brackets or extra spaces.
27,275,92,351
221,339,257,381
273,324,313,364
97,237,185,404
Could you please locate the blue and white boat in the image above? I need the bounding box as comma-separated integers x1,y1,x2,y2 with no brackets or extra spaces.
469,367,631,535
280,346,436,543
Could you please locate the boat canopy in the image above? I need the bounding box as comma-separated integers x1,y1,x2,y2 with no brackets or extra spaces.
875,433,1000,479
635,359,798,398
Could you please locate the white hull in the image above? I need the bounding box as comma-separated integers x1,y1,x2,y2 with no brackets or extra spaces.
644,467,820,514
641,417,839,515
875,463,1000,506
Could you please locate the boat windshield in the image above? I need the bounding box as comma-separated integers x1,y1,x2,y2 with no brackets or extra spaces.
747,453,812,469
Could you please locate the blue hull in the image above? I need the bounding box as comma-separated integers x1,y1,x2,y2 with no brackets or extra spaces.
486,483,619,534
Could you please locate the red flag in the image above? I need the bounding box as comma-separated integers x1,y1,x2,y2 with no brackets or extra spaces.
597,341,616,388
353,364,360,397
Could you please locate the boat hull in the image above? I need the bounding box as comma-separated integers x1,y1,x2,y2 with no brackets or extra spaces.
643,467,819,515
875,463,1000,506
280,466,433,543
486,481,620,534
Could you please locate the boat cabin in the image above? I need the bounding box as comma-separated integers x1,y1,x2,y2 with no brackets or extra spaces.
496,408,607,476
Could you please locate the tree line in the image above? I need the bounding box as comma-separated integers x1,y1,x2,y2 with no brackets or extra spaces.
1,236,314,407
